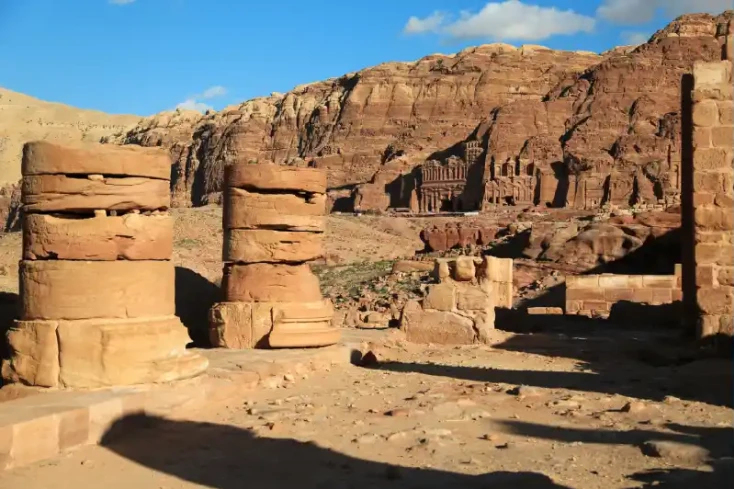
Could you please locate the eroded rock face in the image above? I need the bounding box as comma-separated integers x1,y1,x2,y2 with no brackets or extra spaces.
420,224,499,252
107,44,603,206
105,12,732,212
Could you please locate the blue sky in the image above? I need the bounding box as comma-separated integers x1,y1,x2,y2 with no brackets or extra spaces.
0,0,730,115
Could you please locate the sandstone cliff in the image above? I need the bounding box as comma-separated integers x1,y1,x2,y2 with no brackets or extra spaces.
107,45,603,207
107,11,733,211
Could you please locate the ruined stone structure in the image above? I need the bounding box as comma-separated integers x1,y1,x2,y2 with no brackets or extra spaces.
2,141,208,388
565,267,682,319
209,163,340,348
686,24,734,339
400,256,512,344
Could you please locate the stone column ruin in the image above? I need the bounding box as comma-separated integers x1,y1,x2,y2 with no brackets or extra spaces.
2,141,208,388
209,162,340,348
686,21,734,339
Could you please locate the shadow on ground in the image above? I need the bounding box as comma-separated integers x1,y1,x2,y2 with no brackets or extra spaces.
101,413,572,489
175,267,221,348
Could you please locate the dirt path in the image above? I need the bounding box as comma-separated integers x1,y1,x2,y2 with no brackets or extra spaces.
1,328,731,489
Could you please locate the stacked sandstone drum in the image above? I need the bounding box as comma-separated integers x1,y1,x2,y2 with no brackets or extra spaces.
2,141,208,388
209,162,340,348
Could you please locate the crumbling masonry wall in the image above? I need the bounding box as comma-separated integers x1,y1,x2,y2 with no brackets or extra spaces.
209,163,340,348
400,256,512,344
565,267,682,319
2,142,208,388
688,32,734,338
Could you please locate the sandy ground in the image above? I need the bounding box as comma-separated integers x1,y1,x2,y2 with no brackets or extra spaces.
1,324,732,489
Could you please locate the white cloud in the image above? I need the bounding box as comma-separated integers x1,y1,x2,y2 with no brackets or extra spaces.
598,0,732,25
109,0,136,5
176,85,227,113
621,31,650,45
404,12,446,34
402,1,596,42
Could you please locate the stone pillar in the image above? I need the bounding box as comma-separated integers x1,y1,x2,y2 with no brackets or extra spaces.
687,57,734,338
2,141,208,388
209,163,340,348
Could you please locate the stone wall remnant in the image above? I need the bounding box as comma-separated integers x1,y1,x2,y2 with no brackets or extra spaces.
2,141,208,388
420,223,499,252
565,266,682,319
399,255,513,344
209,162,340,348
686,23,734,338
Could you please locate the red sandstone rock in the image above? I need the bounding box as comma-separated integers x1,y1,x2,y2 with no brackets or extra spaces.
223,263,323,303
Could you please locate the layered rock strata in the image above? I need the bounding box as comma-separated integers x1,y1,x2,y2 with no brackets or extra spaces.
1,141,208,388
399,256,513,344
209,163,340,348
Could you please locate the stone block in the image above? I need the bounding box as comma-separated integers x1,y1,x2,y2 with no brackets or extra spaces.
718,266,734,286
224,187,326,218
22,175,170,213
456,285,491,312
434,260,451,282
423,283,456,311
693,192,715,206
715,193,734,208
453,256,476,281
697,286,734,315
0,424,11,470
565,275,599,288
695,230,733,245
651,288,673,305
223,229,323,263
604,288,636,302
696,243,734,266
224,204,326,232
223,263,323,303
2,320,59,387
693,171,733,193
481,256,513,283
269,300,339,348
57,316,207,388
22,141,171,180
692,127,712,148
88,399,123,444
631,288,655,303
58,408,91,451
226,163,326,194
400,300,477,345
566,287,605,301
696,265,717,286
712,126,734,148
210,302,260,349
720,102,733,124
694,61,732,88
23,213,173,261
527,307,564,315
565,300,582,314
693,148,729,170
672,289,683,301
494,281,513,309
692,99,719,127
20,260,175,321
642,275,677,288
627,276,644,288
10,415,60,469
582,301,610,313
598,275,630,288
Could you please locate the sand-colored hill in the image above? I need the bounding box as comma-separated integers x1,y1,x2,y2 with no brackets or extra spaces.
0,88,140,185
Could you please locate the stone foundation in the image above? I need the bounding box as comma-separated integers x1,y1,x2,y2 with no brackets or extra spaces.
565,266,683,319
209,163,340,349
399,256,513,344
2,141,208,388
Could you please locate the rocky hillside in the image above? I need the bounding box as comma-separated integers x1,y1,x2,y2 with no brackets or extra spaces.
0,88,139,184
108,46,603,206
106,11,732,209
